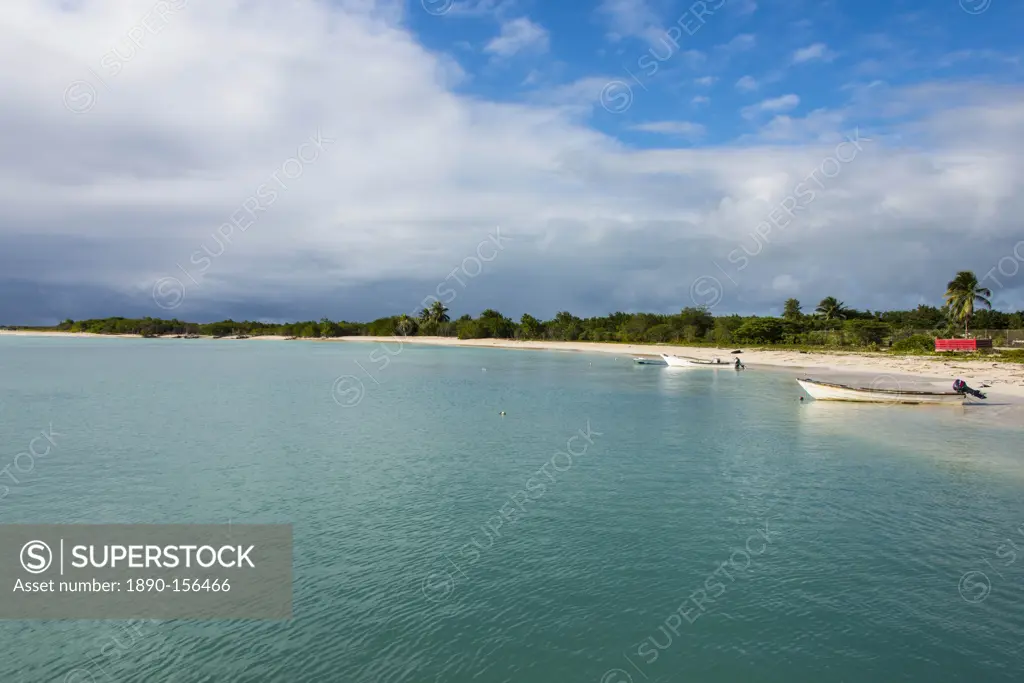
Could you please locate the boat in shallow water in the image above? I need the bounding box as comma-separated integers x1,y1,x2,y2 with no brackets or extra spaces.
796,378,966,405
633,357,667,365
661,354,729,368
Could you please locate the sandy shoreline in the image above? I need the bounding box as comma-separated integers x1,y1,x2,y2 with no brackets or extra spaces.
4,330,1024,401
334,336,1024,401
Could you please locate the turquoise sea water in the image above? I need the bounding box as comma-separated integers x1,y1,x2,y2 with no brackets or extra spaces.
2,336,1024,682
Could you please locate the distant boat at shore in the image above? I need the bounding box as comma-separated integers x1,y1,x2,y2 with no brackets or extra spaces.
661,354,730,368
796,378,966,405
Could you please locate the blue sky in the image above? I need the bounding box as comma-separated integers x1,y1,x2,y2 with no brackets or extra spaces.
411,0,1023,146
0,0,1023,324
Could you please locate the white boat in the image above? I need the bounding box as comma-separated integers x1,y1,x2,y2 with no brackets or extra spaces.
633,357,667,365
660,354,730,368
795,378,965,405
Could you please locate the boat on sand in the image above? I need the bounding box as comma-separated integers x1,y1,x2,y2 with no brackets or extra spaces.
795,378,966,405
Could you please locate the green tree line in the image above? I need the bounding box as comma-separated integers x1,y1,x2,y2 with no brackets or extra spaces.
32,300,1024,348
16,272,1021,350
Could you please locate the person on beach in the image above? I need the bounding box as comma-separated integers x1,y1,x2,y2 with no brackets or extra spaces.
735,358,744,370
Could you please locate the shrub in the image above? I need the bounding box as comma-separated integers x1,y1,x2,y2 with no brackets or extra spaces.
456,319,486,339
677,307,715,339
366,317,399,336
644,324,675,343
733,318,785,344
843,319,891,345
711,316,743,344
478,310,515,338
891,334,934,353
518,314,543,339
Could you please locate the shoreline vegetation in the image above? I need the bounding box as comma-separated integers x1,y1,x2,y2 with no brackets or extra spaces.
4,272,1024,398
3,276,1023,358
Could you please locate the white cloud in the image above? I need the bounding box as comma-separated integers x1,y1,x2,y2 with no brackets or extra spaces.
763,94,801,111
450,0,517,18
717,34,757,54
692,95,711,106
485,17,549,57
736,75,759,92
793,42,836,64
679,50,707,69
598,0,662,46
742,94,800,118
531,76,621,114
735,0,758,15
937,49,1022,68
2,1,1024,322
695,76,717,86
630,121,706,139
753,108,849,142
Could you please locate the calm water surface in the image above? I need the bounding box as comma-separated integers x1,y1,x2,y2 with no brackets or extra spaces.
1,336,1023,682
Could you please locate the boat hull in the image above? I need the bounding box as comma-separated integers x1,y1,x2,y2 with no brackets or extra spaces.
796,379,964,405
661,354,730,368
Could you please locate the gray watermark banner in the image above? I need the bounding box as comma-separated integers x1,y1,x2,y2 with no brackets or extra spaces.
1,524,292,619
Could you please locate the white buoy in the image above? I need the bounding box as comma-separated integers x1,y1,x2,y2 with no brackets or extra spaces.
499,411,506,416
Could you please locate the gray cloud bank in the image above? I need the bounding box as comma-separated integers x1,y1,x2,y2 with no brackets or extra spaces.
1,1,1023,325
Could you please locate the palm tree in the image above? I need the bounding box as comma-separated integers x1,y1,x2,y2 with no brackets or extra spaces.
429,300,450,324
783,298,802,321
944,270,991,337
395,314,416,336
418,301,450,325
815,297,848,322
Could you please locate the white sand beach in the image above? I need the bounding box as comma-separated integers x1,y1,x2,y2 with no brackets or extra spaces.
0,330,143,338
333,335,1024,402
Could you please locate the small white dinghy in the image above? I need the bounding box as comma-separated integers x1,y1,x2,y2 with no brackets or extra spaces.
796,378,966,405
660,354,729,368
